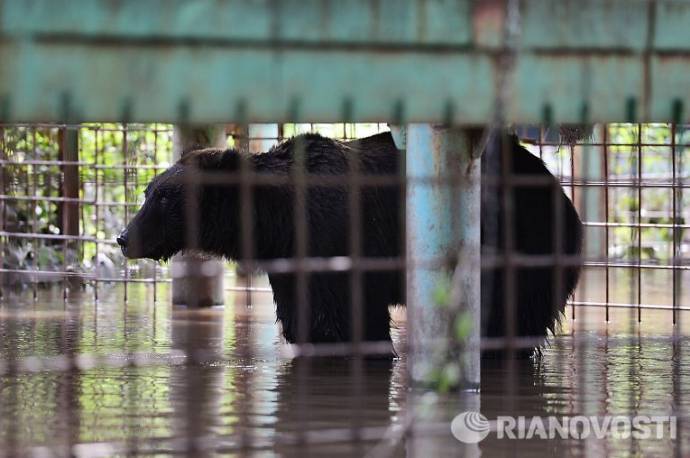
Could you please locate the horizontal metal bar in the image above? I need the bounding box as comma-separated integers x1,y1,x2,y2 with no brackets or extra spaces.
524,141,690,148
0,231,97,242
0,49,688,124
0,267,93,278
225,286,272,293
0,268,166,283
0,159,92,166
0,122,172,130
91,164,170,170
5,0,689,52
570,300,690,312
0,194,92,203
2,254,683,281
0,0,475,47
583,260,690,271
583,221,690,229
559,179,690,189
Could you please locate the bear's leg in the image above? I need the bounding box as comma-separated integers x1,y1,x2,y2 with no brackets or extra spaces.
362,272,395,343
268,272,349,343
267,272,299,342
482,265,566,359
268,271,393,346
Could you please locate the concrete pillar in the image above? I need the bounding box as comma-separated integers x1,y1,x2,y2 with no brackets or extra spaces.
248,124,279,153
227,124,279,297
171,125,226,307
406,124,481,391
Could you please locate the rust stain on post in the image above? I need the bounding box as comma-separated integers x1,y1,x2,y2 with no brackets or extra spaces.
472,0,506,48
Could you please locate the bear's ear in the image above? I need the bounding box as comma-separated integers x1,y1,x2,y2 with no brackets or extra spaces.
179,148,239,170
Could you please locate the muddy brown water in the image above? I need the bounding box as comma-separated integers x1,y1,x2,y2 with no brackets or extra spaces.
1,276,689,457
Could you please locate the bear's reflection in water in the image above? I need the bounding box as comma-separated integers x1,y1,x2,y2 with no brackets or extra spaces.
162,296,556,456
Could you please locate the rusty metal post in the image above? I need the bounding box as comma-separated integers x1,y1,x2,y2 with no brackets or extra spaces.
406,124,481,390
171,125,226,307
58,127,80,288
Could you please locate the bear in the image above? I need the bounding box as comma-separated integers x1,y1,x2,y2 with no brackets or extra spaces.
117,131,583,356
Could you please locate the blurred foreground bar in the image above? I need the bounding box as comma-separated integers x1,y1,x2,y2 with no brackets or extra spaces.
1,0,689,124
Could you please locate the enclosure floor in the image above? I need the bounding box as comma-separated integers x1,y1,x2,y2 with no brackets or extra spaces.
0,278,688,457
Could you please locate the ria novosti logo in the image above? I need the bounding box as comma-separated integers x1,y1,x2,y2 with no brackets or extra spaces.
451,412,676,443
450,412,491,443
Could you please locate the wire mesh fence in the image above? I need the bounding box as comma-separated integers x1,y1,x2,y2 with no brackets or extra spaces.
522,124,690,321
0,122,687,455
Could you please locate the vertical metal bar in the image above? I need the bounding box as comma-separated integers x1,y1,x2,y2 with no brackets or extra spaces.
60,125,79,302
237,123,255,454
576,118,595,439
31,128,38,301
344,102,364,451
132,126,139,302
637,123,642,323
182,134,203,457
29,127,40,304
346,115,363,350
152,126,158,303
570,143,576,206
672,123,678,325
0,124,5,301
499,130,517,413
242,124,279,308
123,124,129,303
79,129,86,290
569,138,577,322
538,126,544,159
603,126,610,322
294,136,309,344
673,121,684,458
291,110,311,455
406,124,480,389
94,127,100,302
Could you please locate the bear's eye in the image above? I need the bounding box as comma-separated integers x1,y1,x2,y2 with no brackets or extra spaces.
159,195,169,208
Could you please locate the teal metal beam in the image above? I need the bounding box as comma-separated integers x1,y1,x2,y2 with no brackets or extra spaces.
1,0,689,123
1,0,473,45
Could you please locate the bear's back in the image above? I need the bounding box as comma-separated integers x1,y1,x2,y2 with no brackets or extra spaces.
254,132,399,177
249,132,401,261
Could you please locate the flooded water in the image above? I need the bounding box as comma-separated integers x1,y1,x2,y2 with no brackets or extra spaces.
1,276,689,457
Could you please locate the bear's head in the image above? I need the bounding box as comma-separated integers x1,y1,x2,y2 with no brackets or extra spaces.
117,148,240,261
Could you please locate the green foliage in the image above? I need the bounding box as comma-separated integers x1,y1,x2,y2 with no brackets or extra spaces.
454,312,473,341
432,273,453,309
1,124,173,282
606,123,686,262
422,274,477,392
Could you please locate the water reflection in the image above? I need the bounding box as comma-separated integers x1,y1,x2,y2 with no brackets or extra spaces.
0,282,689,456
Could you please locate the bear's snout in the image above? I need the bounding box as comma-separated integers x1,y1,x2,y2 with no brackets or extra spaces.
116,230,129,256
